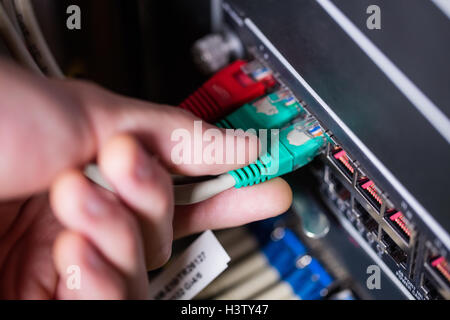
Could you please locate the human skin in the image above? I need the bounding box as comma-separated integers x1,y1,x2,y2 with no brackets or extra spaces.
0,59,292,299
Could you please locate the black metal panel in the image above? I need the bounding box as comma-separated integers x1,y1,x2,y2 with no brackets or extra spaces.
333,0,450,117
286,170,407,300
225,0,450,233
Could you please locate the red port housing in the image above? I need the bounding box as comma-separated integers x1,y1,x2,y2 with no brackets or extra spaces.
388,210,411,240
359,178,383,210
431,256,450,284
332,148,354,178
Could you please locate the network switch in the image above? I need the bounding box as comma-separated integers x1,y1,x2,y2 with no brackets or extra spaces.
222,3,450,298
188,0,450,300
223,46,447,300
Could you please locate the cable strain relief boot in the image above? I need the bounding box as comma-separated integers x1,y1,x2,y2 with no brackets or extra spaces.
229,157,271,188
179,60,276,123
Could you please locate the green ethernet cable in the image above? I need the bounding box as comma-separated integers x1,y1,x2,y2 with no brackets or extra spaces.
88,113,329,205
172,116,329,205
229,117,329,188
216,88,306,131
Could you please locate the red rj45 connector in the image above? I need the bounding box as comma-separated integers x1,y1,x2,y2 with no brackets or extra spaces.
180,60,276,123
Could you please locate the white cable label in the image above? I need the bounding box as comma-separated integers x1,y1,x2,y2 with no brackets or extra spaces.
148,230,230,300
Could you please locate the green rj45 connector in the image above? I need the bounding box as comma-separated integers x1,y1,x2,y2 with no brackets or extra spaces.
216,89,305,131
229,117,328,188
172,93,328,205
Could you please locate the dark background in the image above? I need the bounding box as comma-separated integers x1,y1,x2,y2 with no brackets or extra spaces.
29,0,212,104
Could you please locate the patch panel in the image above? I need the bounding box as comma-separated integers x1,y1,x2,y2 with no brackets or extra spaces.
326,146,411,240
250,76,440,297
329,167,408,263
316,166,416,298
320,141,450,299
221,0,450,300
318,140,417,280
325,143,412,246
236,54,423,294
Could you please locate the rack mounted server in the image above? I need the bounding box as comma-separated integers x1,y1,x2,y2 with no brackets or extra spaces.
219,0,450,300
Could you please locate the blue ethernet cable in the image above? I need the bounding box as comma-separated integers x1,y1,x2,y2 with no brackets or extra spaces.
293,259,333,299
198,228,305,299
250,221,333,300
250,229,333,300
262,229,307,273
258,258,333,300
215,229,309,300
215,227,333,300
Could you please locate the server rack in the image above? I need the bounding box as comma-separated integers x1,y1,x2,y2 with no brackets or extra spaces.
217,0,450,300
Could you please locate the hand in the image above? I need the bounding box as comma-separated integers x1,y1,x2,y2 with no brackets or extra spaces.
0,60,292,299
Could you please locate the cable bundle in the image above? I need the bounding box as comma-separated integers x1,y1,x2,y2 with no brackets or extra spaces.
0,0,63,77
197,219,334,300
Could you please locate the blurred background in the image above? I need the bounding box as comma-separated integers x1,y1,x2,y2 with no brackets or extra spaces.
0,0,213,103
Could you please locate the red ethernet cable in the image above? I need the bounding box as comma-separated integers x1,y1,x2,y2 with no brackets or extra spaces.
179,60,276,123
